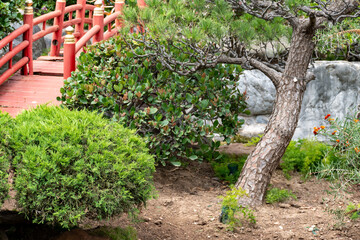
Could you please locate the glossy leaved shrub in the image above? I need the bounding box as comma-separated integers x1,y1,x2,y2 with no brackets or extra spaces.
59,36,248,165
0,111,13,207
9,106,155,228
0,0,23,40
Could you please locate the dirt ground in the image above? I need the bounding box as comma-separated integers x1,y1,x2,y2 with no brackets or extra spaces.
4,144,360,240
68,143,360,240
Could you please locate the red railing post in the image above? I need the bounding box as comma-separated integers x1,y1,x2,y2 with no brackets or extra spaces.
115,0,125,29
93,0,104,43
75,0,86,40
137,0,147,8
63,27,76,79
22,0,34,75
50,0,66,56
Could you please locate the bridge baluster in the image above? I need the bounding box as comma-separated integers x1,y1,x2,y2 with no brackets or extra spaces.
50,0,66,57
75,0,87,41
115,0,125,29
93,0,104,43
137,0,147,8
63,27,76,80
22,0,34,75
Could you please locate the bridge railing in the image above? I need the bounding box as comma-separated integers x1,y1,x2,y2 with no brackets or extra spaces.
63,0,127,79
0,0,147,86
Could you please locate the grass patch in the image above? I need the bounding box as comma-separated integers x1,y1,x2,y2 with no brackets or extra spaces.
265,186,297,204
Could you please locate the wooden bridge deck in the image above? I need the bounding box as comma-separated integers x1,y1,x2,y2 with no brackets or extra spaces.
0,60,64,117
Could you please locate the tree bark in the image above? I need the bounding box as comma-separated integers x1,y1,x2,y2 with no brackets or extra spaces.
235,24,316,207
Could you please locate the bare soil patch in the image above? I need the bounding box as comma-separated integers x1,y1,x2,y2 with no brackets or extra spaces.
4,144,360,239
78,143,360,240
119,163,360,240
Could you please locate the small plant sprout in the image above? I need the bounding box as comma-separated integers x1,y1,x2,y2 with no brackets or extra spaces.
219,186,256,231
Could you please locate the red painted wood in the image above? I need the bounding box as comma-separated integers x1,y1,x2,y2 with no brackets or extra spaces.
64,4,82,14
75,26,100,53
33,10,61,25
50,1,66,56
104,12,118,26
76,0,87,40
93,8,104,43
0,57,29,85
32,25,60,42
0,25,29,50
9,41,12,69
115,1,124,28
64,41,76,79
63,18,82,28
22,13,33,75
33,60,64,76
0,75,63,117
0,41,29,69
137,0,147,8
37,56,64,61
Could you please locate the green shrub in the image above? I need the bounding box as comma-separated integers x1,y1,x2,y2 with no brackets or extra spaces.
280,139,334,179
345,202,360,220
265,187,296,204
0,111,13,207
315,18,360,61
10,105,155,228
219,186,256,230
231,134,251,144
244,134,263,147
0,0,23,40
211,154,247,184
59,35,248,165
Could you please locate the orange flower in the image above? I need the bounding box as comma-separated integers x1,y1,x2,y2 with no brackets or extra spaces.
325,114,331,120
354,119,359,123
320,125,325,129
313,127,320,135
336,139,340,143
355,147,360,153
329,118,335,121
332,131,337,135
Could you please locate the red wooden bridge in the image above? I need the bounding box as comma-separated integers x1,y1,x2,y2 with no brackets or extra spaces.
0,0,145,117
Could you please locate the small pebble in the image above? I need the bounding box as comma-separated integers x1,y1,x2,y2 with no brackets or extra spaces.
308,225,316,232
279,203,290,208
154,220,162,225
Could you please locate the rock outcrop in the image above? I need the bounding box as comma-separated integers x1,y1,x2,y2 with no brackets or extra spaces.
237,61,360,139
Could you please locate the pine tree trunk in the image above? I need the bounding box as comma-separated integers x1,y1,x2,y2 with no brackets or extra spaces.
235,25,316,207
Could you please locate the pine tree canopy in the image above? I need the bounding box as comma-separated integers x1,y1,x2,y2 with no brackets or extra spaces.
119,0,359,77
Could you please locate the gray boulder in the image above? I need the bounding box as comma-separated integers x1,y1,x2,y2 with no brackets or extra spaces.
237,61,360,139
237,69,276,115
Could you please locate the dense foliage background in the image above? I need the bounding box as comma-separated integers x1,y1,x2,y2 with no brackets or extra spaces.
0,0,23,40
59,35,248,165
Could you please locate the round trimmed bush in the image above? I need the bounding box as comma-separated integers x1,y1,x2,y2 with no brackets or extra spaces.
10,105,155,228
0,111,13,207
